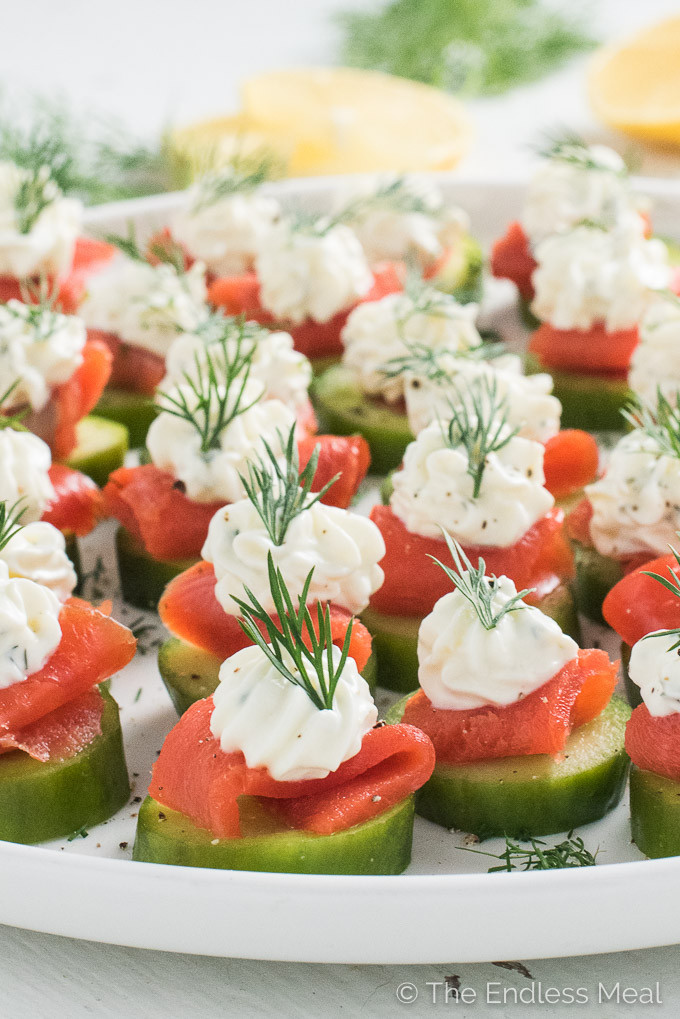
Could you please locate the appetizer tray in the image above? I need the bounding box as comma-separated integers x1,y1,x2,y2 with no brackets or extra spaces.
2,177,680,965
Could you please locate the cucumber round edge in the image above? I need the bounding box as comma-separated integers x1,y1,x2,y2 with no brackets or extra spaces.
66,415,129,487
524,353,630,432
571,540,624,625
94,389,158,449
630,765,680,859
115,527,197,611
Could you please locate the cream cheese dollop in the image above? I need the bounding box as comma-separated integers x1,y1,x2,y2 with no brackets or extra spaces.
172,174,280,275
0,430,54,522
522,144,638,246
531,223,670,332
341,289,481,403
0,301,86,412
338,174,469,267
203,496,385,616
586,429,680,558
210,643,377,781
255,218,372,324
146,386,295,504
629,294,680,409
629,631,680,717
404,353,561,442
390,418,554,547
0,161,82,279
418,576,578,710
80,257,208,358
0,521,77,600
0,561,62,690
161,322,312,410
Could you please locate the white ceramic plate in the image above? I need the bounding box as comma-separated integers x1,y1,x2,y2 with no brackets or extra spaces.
2,176,680,965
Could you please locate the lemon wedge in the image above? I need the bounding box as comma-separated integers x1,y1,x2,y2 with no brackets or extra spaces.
589,17,680,148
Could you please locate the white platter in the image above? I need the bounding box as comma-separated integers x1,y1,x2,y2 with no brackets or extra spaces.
2,176,680,965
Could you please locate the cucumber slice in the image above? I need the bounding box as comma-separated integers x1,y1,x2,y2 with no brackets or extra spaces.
309,354,342,377
63,533,84,595
362,583,580,694
524,353,630,432
630,765,680,859
572,540,623,624
0,686,130,845
431,235,484,305
158,636,378,715
620,642,642,708
311,366,412,475
519,295,540,330
387,695,630,839
115,527,197,610
94,389,158,449
66,415,129,487
133,792,415,874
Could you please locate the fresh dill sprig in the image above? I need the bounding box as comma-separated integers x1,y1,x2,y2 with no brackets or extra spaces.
641,539,680,653
13,165,61,234
337,176,435,225
535,128,636,176
463,831,598,872
105,223,186,273
0,380,29,429
3,283,64,342
380,339,505,383
239,425,338,546
429,530,531,630
231,553,353,711
0,500,26,552
190,152,279,214
156,331,260,454
440,375,518,498
337,0,597,98
622,390,680,462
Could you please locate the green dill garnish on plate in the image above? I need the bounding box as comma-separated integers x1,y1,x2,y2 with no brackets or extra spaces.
66,824,89,842
622,389,680,462
641,538,680,653
463,831,598,871
104,223,187,274
190,152,279,213
380,338,506,384
337,176,434,223
239,424,339,546
156,331,260,454
232,553,353,711
336,0,597,97
0,379,29,429
0,499,25,552
430,531,531,630
2,286,65,343
439,375,517,498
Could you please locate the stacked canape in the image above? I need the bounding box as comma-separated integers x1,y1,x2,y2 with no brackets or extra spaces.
104,317,371,609
386,535,628,839
0,501,136,843
568,390,680,621
0,297,126,482
136,552,434,873
157,431,384,713
363,378,578,692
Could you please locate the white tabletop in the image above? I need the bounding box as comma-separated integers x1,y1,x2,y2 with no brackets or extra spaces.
5,0,680,1012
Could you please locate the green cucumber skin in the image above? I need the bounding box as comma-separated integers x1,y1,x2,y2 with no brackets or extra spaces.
362,583,581,695
64,533,83,595
519,296,540,331
0,686,130,845
388,696,630,840
94,389,158,449
311,366,412,476
158,637,377,715
115,527,197,611
432,235,484,305
133,794,415,874
620,642,642,708
572,540,623,625
524,353,630,432
66,415,129,487
630,766,680,858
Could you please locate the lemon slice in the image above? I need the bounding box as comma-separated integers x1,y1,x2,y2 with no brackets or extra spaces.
589,17,680,147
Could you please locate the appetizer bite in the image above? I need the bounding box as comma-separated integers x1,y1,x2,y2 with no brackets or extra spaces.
624,554,680,857
0,296,126,481
334,174,482,302
0,156,114,312
135,556,434,873
0,410,104,580
80,233,208,446
387,536,629,839
0,502,136,844
491,138,644,307
569,391,680,622
525,221,669,430
207,211,402,370
104,326,370,609
628,292,680,411
157,432,383,713
364,381,578,692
